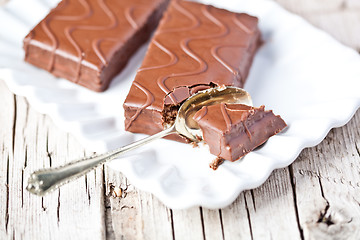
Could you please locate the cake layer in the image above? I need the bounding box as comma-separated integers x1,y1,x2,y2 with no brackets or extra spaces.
193,103,287,161
123,0,261,138
24,0,170,92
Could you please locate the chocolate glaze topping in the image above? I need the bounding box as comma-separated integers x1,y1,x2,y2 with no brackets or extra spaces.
123,0,261,139
193,103,287,161
23,0,170,92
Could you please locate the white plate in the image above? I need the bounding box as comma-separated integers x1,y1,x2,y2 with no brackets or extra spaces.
1,0,359,209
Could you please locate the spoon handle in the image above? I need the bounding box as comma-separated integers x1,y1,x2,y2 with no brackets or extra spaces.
27,126,175,196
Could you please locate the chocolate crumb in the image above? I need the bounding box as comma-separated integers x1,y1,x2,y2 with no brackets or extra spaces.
209,157,225,170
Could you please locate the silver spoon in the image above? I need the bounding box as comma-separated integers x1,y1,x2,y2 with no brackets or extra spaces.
26,86,252,196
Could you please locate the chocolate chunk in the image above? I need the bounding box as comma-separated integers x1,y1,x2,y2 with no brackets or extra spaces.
23,0,170,92
123,0,261,139
164,86,191,105
193,103,287,161
209,157,225,170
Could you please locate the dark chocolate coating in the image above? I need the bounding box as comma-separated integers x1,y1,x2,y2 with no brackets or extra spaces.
193,103,287,161
23,0,170,92
123,0,261,138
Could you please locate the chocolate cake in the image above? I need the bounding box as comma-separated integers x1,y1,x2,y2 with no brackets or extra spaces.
23,0,170,92
193,103,287,161
123,0,261,140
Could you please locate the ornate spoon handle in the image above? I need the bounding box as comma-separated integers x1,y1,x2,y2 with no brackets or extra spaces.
27,126,175,196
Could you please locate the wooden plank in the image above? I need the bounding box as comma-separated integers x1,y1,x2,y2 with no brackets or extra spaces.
201,208,224,240
0,81,106,239
0,80,15,238
136,190,174,240
171,207,204,240
104,168,144,240
274,0,360,50
289,152,327,229
245,169,303,239
104,167,174,240
273,0,343,14
221,193,252,240
292,111,360,239
305,11,360,50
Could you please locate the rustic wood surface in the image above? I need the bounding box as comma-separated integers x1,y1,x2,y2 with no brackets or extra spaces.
1,0,360,239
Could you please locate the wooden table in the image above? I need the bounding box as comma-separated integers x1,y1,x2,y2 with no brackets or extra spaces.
1,0,359,239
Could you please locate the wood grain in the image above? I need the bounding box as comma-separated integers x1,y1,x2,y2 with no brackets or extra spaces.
0,81,106,239
274,0,360,50
292,113,360,239
0,0,359,239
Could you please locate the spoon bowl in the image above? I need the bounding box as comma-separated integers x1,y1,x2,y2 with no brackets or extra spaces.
175,86,253,141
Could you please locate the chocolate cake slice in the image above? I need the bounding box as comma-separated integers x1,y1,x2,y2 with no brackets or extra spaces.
123,0,261,140
23,0,170,92
193,103,287,161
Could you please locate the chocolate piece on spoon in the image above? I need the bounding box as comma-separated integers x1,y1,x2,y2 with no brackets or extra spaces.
193,103,287,161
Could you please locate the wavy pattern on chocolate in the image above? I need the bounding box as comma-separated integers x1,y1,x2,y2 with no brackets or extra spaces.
220,103,232,131
137,40,178,73
197,104,254,136
211,44,246,76
124,0,200,128
232,14,254,34
125,81,155,129
91,0,119,66
63,0,119,81
125,7,139,30
40,0,93,72
25,0,170,92
92,38,123,70
205,9,246,77
41,21,57,71
157,4,232,104
31,0,145,81
125,0,201,128
125,40,178,129
152,0,201,103
224,104,253,138
125,38,180,128
158,1,200,35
